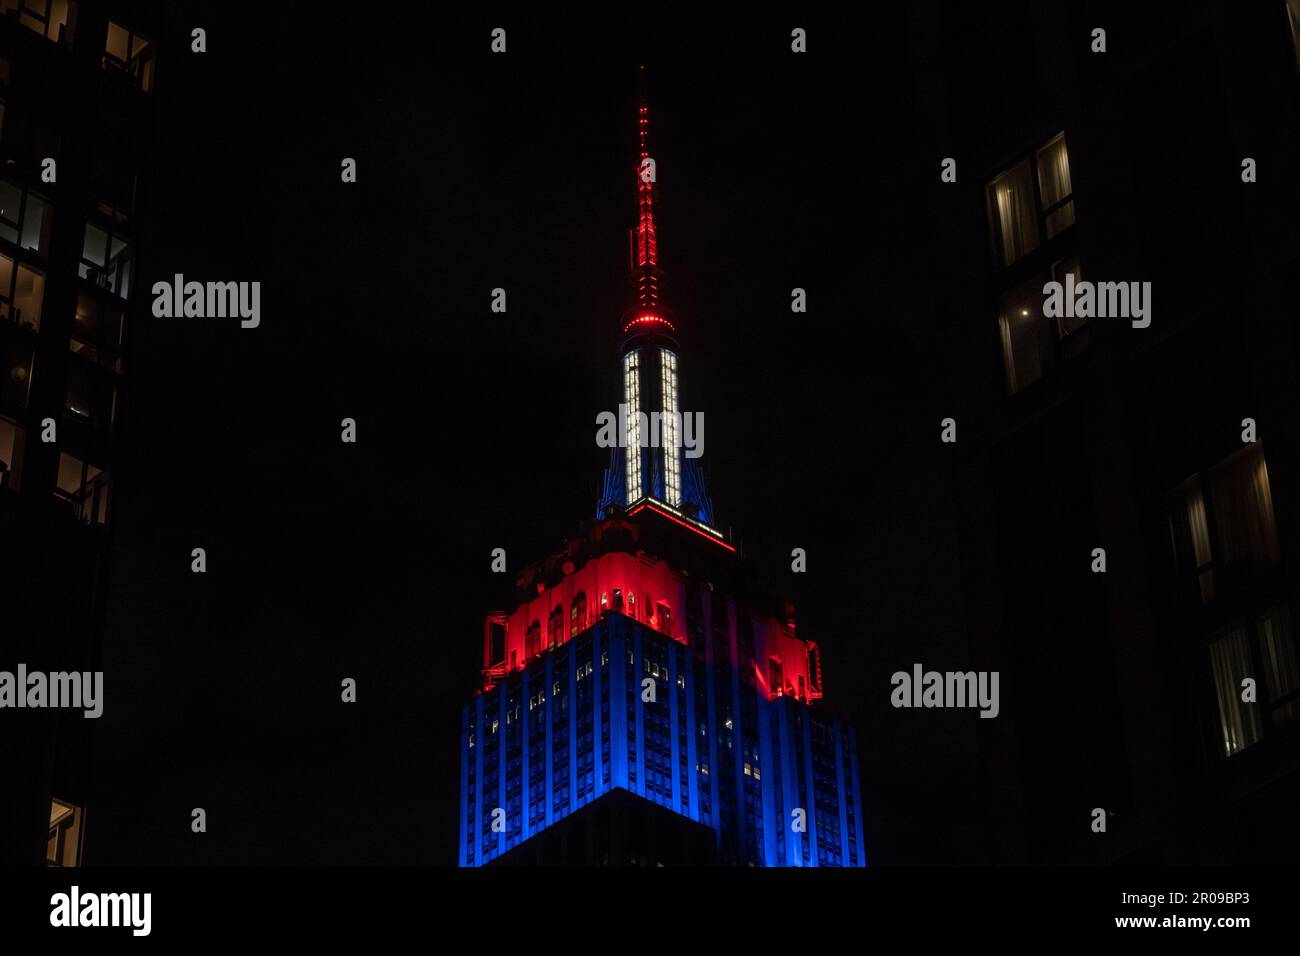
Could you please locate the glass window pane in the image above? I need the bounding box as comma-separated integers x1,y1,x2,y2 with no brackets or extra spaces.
82,223,107,266
987,158,1039,267
1209,447,1281,573
1259,604,1300,726
1210,625,1261,756
56,451,82,494
105,22,129,62
14,264,43,328
997,274,1049,393
20,191,50,253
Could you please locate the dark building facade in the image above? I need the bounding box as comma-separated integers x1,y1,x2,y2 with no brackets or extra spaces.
908,0,1300,862
0,0,157,866
459,84,866,867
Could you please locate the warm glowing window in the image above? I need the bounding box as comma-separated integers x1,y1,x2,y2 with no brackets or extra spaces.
55,450,109,526
659,348,681,506
78,223,133,300
47,798,82,867
0,180,52,256
997,255,1085,395
0,414,23,489
0,251,46,331
2,0,74,45
986,133,1075,269
623,350,642,500
103,21,154,92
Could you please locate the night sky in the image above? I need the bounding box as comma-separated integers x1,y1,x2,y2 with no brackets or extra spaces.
87,3,984,864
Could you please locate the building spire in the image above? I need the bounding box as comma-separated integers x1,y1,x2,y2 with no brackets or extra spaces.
634,65,657,275
625,66,673,337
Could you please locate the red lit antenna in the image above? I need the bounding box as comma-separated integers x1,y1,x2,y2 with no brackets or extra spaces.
624,66,673,338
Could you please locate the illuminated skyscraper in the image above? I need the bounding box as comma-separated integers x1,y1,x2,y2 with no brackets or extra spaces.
458,76,865,867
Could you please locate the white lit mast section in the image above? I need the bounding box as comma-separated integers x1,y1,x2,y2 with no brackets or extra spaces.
624,349,643,502
660,347,681,507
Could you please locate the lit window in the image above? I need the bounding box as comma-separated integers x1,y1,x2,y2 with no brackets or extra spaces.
5,1,74,46
659,348,681,506
103,21,155,92
53,455,107,528
0,251,45,331
623,349,642,500
0,180,52,255
70,291,126,372
986,133,1075,269
1170,445,1280,601
996,254,1084,394
491,718,498,734
78,223,134,300
569,592,587,637
46,798,82,867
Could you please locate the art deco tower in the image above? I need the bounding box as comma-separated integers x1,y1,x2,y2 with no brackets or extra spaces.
459,77,865,867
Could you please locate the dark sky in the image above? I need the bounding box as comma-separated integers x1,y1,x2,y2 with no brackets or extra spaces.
87,2,981,864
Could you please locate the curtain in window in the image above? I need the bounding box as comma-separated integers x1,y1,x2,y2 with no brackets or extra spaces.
1259,603,1300,726
1211,448,1281,573
1036,134,1075,238
997,277,1047,393
1210,624,1260,756
1288,0,1300,72
1175,479,1216,602
987,158,1039,266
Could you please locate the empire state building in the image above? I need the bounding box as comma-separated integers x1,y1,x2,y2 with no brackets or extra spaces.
458,75,866,867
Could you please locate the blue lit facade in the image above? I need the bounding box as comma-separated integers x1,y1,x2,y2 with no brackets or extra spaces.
459,611,866,867
458,78,865,867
